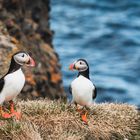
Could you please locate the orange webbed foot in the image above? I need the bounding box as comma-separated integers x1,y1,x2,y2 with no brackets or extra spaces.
0,106,12,119
1,112,13,119
81,111,88,125
11,111,21,120
9,101,21,120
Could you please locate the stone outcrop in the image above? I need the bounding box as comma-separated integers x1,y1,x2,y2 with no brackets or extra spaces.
0,0,66,100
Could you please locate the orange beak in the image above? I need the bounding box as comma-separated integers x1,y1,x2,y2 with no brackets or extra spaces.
26,56,35,67
69,64,74,71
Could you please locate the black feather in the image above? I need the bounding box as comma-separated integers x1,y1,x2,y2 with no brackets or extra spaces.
0,78,5,93
7,56,21,74
69,85,72,94
92,86,97,99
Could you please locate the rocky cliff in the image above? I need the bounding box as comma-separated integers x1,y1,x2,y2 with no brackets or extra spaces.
0,0,66,100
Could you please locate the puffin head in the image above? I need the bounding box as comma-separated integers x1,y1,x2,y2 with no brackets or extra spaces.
13,51,35,67
69,59,89,72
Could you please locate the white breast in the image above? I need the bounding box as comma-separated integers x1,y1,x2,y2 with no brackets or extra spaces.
0,69,25,103
71,75,95,107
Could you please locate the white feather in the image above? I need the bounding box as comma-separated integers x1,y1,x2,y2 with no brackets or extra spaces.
0,69,25,104
71,75,95,107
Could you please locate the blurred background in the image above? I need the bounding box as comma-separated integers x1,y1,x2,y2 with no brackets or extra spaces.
51,0,140,107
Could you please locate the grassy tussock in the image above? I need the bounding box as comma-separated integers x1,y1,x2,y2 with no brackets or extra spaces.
0,100,140,140
0,120,41,140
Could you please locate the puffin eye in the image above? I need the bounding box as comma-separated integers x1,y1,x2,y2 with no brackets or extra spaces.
22,54,25,57
80,61,82,65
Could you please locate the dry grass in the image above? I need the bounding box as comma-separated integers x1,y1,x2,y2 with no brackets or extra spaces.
0,100,140,140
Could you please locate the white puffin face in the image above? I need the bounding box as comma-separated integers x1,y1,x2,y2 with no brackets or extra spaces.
13,52,35,67
75,60,88,72
69,59,89,72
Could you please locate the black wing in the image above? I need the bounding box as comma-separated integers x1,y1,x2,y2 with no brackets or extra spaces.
92,86,97,99
0,78,5,93
69,85,72,95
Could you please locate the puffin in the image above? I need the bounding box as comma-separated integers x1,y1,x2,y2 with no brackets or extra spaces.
0,51,35,119
69,59,97,124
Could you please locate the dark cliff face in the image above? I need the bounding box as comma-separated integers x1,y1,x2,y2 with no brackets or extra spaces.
0,0,66,100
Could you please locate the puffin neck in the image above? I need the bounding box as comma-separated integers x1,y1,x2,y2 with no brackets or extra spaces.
7,57,21,74
77,68,90,79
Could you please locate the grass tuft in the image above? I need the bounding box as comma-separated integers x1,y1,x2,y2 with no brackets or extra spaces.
0,100,140,140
